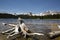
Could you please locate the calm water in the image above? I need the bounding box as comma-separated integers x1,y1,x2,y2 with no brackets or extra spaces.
0,19,60,33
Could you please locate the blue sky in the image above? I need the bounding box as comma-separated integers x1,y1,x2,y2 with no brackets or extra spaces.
0,0,60,14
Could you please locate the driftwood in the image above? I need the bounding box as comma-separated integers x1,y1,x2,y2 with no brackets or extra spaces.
48,31,60,39
1,18,44,39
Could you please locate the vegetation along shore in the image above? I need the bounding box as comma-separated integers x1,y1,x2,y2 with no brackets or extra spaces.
0,12,60,19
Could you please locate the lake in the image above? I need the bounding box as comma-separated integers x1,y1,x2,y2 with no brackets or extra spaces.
0,19,60,40
0,19,60,33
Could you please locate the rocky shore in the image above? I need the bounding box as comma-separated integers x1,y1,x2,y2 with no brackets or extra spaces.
0,32,51,40
0,23,60,40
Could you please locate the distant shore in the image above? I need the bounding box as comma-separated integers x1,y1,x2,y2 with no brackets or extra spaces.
0,13,60,19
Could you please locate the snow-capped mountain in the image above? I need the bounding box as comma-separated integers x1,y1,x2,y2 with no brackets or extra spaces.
40,10,60,16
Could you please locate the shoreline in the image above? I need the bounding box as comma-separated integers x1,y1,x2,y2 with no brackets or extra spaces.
0,33,48,40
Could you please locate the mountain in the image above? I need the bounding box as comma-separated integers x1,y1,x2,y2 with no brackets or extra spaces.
41,10,60,16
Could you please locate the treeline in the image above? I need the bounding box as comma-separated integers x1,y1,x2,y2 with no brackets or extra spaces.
41,14,60,19
0,13,17,18
17,14,60,19
0,13,60,19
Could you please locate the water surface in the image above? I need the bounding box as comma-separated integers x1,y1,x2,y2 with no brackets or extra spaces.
0,19,60,32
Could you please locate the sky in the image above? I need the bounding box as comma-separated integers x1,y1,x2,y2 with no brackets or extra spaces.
0,0,60,14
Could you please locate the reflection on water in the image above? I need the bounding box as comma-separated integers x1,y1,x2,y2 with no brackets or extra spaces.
0,19,60,40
